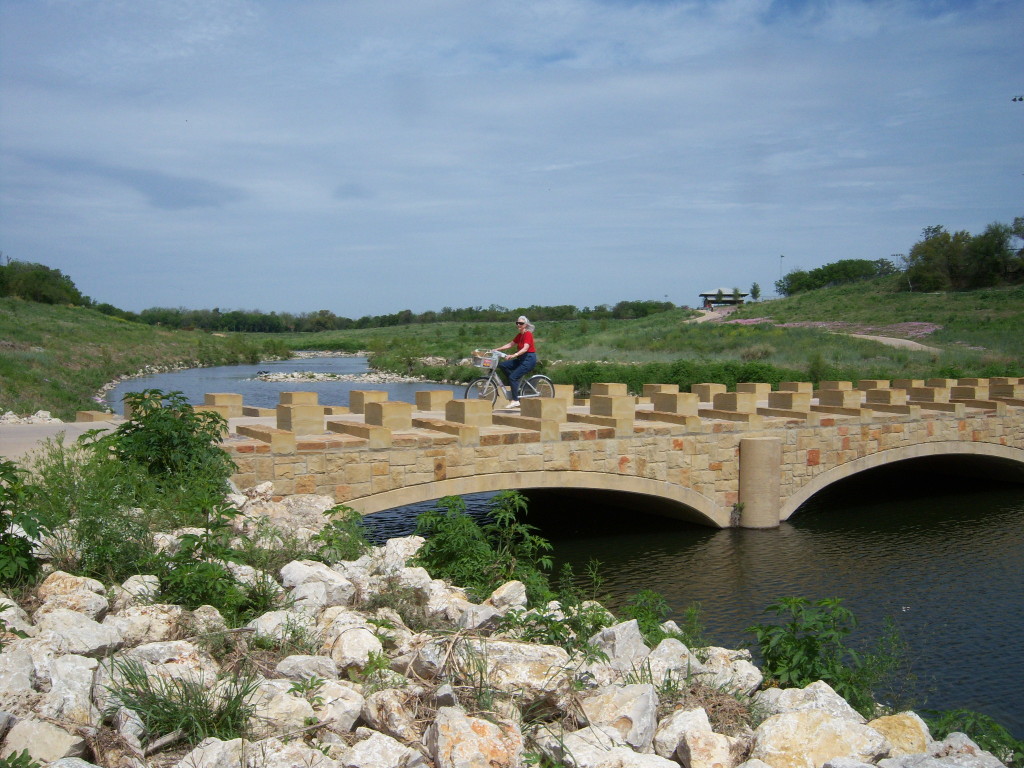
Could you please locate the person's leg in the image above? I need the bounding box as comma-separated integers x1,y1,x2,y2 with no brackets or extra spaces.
497,358,515,398
507,354,536,400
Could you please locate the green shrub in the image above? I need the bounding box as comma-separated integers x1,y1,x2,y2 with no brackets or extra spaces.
747,597,911,718
0,751,42,768
0,459,45,587
96,389,235,495
311,504,372,563
922,708,1024,767
413,491,553,605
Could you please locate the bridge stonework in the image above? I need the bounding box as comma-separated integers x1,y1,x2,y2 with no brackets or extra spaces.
220,379,1024,528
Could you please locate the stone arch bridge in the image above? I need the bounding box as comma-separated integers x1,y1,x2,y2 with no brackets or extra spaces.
187,377,1024,529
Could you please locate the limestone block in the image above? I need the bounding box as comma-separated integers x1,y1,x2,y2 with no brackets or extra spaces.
276,404,325,434
736,382,771,397
349,390,389,414
327,421,392,449
991,383,1024,398
416,390,455,411
552,384,575,402
909,387,950,403
192,404,231,420
1,718,87,762
592,382,629,396
713,392,758,413
204,392,243,417
366,401,414,429
643,383,679,397
926,378,958,388
75,410,114,422
750,710,890,768
818,390,862,408
652,392,700,415
522,397,568,422
241,406,276,417
279,391,319,405
779,381,813,393
990,376,1020,385
323,405,351,415
867,712,930,756
446,398,493,427
692,382,727,401
768,391,811,411
591,394,635,418
951,385,988,400
857,380,889,390
237,424,296,453
957,378,987,386
892,378,924,389
867,389,907,405
819,380,853,390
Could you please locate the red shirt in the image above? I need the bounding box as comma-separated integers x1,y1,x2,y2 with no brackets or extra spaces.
513,331,536,353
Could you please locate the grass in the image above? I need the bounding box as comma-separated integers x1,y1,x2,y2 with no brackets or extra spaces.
0,298,289,420
2,280,1022,418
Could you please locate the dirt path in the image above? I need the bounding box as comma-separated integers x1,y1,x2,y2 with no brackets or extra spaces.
845,333,939,353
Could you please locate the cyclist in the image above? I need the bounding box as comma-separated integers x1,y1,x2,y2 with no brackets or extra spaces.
492,315,537,408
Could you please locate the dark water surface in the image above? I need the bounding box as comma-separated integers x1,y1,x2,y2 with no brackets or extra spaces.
110,358,1024,738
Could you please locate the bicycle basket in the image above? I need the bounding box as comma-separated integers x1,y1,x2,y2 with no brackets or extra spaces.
472,351,495,369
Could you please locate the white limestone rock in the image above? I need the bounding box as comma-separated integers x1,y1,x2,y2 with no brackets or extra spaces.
486,580,528,613
677,729,748,768
0,594,34,636
280,560,357,606
109,574,161,613
452,637,574,714
645,637,708,685
102,603,186,646
750,710,891,768
247,679,316,738
697,646,764,696
341,729,430,768
361,687,424,743
587,619,652,675
247,608,318,643
275,653,340,681
867,712,932,757
653,707,713,759
35,608,123,657
546,724,679,768
321,621,383,671
580,683,659,752
0,717,88,763
425,706,524,768
754,680,866,724
314,679,365,734
37,653,100,726
0,645,36,696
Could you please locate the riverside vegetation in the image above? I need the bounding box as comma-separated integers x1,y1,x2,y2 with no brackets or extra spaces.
0,391,1021,767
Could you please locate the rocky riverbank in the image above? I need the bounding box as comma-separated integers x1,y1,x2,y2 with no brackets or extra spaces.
0,485,1009,768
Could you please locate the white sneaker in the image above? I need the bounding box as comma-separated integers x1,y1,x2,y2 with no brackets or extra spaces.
506,400,520,408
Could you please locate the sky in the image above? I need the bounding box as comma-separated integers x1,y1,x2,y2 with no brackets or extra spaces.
1,0,1021,318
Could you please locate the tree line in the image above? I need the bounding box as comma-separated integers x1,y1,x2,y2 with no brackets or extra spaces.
775,216,1024,297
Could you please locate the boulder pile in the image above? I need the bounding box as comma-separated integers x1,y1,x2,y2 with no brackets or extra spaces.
0,486,1009,768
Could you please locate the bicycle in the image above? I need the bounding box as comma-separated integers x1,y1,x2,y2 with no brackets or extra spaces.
465,349,555,404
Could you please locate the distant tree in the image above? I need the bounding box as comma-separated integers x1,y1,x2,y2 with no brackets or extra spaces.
715,289,724,304
0,259,89,305
750,282,761,301
732,287,742,303
776,258,900,297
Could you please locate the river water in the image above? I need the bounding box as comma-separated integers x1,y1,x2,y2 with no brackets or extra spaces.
108,357,1024,737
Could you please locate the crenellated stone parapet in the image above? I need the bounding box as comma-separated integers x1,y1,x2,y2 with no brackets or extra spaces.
219,377,1024,529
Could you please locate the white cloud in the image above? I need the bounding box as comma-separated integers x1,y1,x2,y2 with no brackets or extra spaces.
1,0,1021,314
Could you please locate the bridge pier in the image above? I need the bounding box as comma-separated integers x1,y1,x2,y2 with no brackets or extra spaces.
739,437,782,528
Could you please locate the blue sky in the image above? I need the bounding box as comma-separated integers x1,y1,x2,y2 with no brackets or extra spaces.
1,0,1020,316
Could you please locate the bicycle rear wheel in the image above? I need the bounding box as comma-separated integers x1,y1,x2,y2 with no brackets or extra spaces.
465,377,500,403
526,375,555,398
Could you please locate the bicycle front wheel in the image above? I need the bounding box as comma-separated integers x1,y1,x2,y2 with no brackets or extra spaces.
465,377,500,403
526,375,555,398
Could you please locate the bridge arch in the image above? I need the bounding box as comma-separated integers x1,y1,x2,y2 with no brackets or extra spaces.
351,470,729,528
781,441,1024,521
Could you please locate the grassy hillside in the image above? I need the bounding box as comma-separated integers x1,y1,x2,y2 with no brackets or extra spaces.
2,281,1021,418
0,298,288,420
